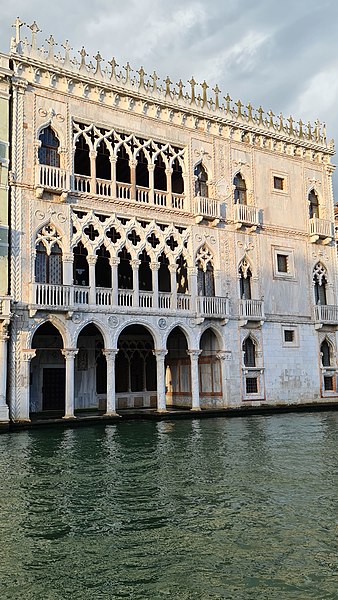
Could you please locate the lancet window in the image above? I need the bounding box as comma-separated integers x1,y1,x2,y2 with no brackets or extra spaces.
194,163,208,197
116,145,131,184
73,242,89,286
313,262,327,305
96,140,111,180
74,134,90,176
196,246,215,297
139,250,152,292
243,337,256,368
239,258,252,300
234,173,247,205
38,126,60,167
309,189,319,219
136,149,149,188
172,158,184,194
321,340,331,367
154,153,167,191
35,224,63,284
95,246,111,288
176,255,189,294
118,247,133,289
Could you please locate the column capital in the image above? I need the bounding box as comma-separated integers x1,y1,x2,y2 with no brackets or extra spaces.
110,257,120,267
148,163,155,172
61,348,79,360
150,262,160,271
131,259,141,269
187,349,202,359
63,253,74,263
22,349,36,362
89,150,97,159
87,255,97,266
168,264,177,273
216,350,231,361
103,349,119,360
187,267,198,276
153,349,168,359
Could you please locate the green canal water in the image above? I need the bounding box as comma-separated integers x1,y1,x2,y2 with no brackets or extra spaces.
1,414,338,599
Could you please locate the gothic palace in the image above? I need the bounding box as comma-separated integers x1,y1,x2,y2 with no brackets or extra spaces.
0,19,337,426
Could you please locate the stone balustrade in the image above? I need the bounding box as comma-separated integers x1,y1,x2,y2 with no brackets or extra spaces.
194,196,221,223
36,164,68,192
239,299,265,321
314,304,338,324
234,204,261,228
309,216,334,243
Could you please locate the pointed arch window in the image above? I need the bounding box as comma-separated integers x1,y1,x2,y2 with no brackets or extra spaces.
154,154,167,191
158,253,171,293
136,149,149,188
243,337,256,367
196,246,215,297
118,247,133,289
176,254,188,294
234,173,247,205
95,245,111,288
74,134,90,176
35,242,62,284
194,163,208,197
239,259,252,299
38,126,60,167
172,158,184,194
139,250,152,292
309,189,319,219
116,145,131,183
73,242,89,286
313,262,327,305
321,340,331,367
96,140,111,180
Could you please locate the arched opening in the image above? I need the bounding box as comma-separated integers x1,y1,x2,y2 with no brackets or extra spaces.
194,163,208,197
74,134,90,176
35,242,63,285
30,322,65,414
118,247,133,290
73,242,89,286
116,145,130,183
243,337,256,367
158,253,171,293
196,246,215,297
116,325,156,408
96,140,111,180
166,327,190,408
239,259,252,299
172,158,184,194
136,149,149,188
199,329,221,407
321,339,331,367
234,173,247,205
309,189,319,219
176,254,188,294
313,263,327,305
75,324,106,411
154,154,167,191
138,250,152,292
95,245,111,288
38,126,60,167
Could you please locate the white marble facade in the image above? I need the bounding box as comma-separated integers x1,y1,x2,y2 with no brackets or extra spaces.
3,20,338,422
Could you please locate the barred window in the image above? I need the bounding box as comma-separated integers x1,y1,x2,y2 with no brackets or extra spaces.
246,377,258,394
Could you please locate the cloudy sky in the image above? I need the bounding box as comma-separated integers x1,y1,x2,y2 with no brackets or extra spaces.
1,0,338,193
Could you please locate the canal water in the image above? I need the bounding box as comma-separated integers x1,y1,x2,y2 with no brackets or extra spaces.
1,413,338,600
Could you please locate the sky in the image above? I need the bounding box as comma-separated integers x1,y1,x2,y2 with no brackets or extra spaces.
1,0,337,195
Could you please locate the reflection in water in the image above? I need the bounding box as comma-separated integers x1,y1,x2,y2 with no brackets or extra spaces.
1,413,338,599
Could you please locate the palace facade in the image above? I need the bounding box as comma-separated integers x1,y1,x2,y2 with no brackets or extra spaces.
1,20,338,424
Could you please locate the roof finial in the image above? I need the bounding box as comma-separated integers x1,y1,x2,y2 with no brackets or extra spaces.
12,17,24,45
188,77,197,103
212,84,220,110
29,21,41,52
201,80,208,107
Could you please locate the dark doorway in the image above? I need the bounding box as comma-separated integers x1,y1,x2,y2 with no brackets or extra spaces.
42,368,65,411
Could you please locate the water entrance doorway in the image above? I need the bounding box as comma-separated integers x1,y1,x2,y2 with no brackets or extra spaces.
42,368,65,411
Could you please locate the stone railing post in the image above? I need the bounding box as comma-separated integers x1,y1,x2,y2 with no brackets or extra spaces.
61,349,78,419
103,349,119,415
153,349,168,411
187,349,202,410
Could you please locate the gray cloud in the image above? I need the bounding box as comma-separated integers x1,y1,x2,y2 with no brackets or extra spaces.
1,0,338,193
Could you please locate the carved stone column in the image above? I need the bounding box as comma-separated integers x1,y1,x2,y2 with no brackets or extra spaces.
0,325,10,422
187,349,202,411
110,257,120,306
188,267,198,312
20,349,36,421
131,259,140,307
87,255,97,305
63,253,74,286
148,164,155,205
103,349,119,415
130,159,137,200
89,150,97,195
169,264,177,310
214,269,222,297
61,349,78,419
110,156,117,197
216,351,231,406
153,349,168,412
150,263,160,309
166,168,172,200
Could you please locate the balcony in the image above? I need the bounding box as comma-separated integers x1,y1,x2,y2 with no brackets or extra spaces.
72,176,188,212
35,165,69,197
239,299,265,325
314,304,338,328
194,196,221,225
234,204,261,231
309,217,334,244
197,296,229,321
30,283,193,314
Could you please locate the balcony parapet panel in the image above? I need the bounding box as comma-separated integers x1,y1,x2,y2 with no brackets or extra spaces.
239,299,265,325
309,216,334,244
234,204,261,230
194,196,220,225
314,304,338,328
196,296,229,320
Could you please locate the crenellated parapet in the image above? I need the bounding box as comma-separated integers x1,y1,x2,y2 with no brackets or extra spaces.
9,19,334,157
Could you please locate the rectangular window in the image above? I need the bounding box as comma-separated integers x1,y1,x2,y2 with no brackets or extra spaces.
324,376,334,391
274,176,284,190
284,329,294,343
277,254,288,273
246,377,258,394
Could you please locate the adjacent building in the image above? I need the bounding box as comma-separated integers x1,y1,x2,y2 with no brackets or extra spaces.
2,20,338,423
